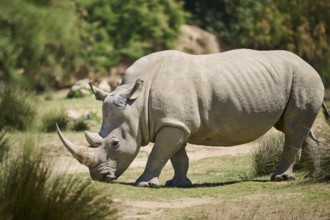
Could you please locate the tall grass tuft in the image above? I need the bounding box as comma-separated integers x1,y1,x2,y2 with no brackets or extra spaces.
0,134,117,220
72,118,89,131
0,83,36,131
317,146,330,181
251,133,284,177
41,108,68,132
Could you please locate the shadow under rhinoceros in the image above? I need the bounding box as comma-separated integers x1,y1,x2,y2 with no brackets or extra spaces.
112,179,269,188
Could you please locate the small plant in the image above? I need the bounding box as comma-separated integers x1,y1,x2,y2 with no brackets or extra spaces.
318,146,330,181
0,134,117,220
251,133,284,177
72,118,89,131
0,132,9,162
41,108,69,132
0,83,36,131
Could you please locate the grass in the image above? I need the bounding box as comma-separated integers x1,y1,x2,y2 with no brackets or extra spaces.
2,91,329,220
99,155,329,219
72,118,90,131
0,83,37,131
41,108,69,132
250,132,284,177
0,133,117,220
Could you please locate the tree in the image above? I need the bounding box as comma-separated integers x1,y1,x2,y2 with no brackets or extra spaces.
0,0,82,90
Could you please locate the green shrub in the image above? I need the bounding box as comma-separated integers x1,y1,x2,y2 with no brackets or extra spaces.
0,83,36,131
0,0,82,90
318,146,330,181
0,135,117,220
1,0,185,90
185,0,330,84
41,108,68,132
251,133,284,177
78,0,185,73
72,118,89,131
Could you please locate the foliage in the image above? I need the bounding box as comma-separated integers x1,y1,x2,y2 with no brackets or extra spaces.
317,145,330,181
0,0,82,90
41,108,68,132
0,134,117,220
0,132,9,162
0,0,185,90
0,83,36,131
72,118,89,131
251,133,284,177
77,0,185,73
185,0,330,83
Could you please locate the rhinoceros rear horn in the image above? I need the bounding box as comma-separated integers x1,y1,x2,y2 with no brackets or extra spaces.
84,131,103,147
56,123,97,168
89,81,109,101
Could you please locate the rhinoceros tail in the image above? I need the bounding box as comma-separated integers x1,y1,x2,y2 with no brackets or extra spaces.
322,102,330,126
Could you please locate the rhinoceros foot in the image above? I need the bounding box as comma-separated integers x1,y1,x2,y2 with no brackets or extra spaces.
271,172,295,181
136,177,161,188
165,177,192,188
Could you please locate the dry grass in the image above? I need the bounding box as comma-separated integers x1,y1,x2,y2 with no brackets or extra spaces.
0,134,117,220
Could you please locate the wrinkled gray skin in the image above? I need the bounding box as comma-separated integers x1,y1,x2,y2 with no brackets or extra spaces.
57,49,328,188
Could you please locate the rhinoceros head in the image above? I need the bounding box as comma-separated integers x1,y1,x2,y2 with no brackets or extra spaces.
57,80,144,182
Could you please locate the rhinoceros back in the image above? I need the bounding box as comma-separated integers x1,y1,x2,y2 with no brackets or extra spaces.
126,50,322,146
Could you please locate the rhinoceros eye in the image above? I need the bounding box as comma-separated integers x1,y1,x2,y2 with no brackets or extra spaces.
111,138,120,149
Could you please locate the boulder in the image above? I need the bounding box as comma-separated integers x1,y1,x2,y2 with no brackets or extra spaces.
175,24,220,54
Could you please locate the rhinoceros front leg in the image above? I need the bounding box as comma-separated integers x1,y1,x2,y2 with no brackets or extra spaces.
135,127,188,188
165,146,192,188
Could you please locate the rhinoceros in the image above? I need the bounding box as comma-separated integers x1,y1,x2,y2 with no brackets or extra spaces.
57,49,329,188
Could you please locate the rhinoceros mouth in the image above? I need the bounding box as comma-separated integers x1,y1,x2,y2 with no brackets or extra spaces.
102,173,117,182
90,161,118,182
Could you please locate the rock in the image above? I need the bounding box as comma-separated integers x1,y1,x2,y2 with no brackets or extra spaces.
67,79,91,98
98,80,112,93
175,24,220,54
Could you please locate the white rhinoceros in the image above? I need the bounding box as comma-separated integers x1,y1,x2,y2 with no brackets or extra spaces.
57,49,328,188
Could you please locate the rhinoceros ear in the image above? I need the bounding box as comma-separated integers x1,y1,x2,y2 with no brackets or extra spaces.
89,81,109,101
113,79,144,108
127,79,144,100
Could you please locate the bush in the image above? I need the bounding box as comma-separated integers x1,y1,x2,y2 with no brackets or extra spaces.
185,0,330,84
251,133,284,177
41,108,68,132
0,83,36,131
0,0,185,90
0,134,117,220
78,0,185,73
317,146,330,181
0,0,82,90
72,118,89,131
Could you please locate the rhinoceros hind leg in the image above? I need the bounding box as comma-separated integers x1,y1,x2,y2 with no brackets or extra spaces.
165,146,192,187
135,127,188,188
271,128,309,182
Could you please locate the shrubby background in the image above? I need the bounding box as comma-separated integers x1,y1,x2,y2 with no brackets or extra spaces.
0,0,330,90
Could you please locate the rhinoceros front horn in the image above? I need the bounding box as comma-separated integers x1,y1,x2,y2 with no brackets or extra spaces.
56,123,97,168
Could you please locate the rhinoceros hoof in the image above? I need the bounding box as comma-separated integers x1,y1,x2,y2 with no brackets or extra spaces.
136,178,161,188
165,177,193,188
271,173,295,182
